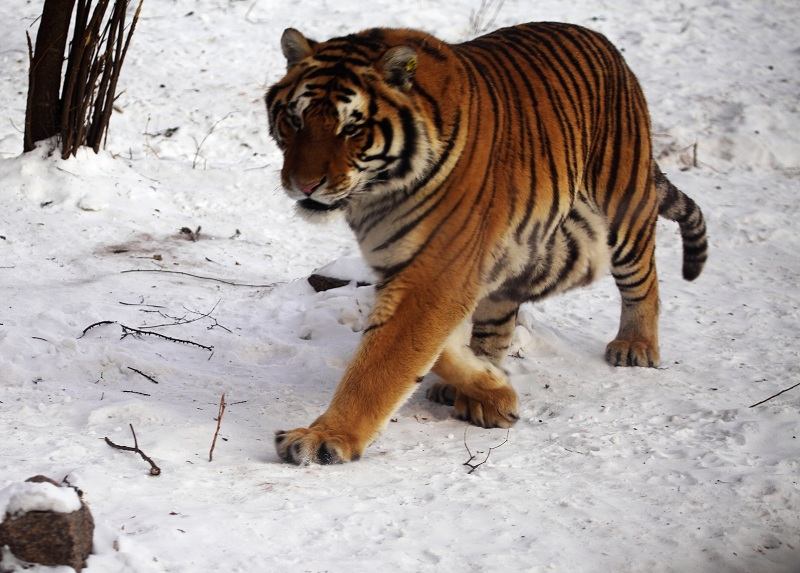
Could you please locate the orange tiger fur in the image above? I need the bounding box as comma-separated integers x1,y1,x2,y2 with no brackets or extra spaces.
265,22,708,464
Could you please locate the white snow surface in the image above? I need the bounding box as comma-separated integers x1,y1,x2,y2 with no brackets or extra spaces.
1,0,799,572
0,481,82,519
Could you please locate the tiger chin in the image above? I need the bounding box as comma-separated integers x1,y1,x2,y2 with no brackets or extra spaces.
265,22,708,465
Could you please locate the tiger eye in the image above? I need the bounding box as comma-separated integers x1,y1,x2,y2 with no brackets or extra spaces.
341,123,359,137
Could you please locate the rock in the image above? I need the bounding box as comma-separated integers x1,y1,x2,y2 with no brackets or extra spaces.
0,476,94,571
308,273,351,292
307,273,372,292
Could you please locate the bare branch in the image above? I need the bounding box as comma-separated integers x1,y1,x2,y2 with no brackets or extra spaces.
121,268,276,288
127,366,159,384
118,296,167,308
209,394,227,462
79,320,117,338
105,423,161,476
749,381,800,408
463,426,510,474
135,299,221,330
192,112,234,169
469,0,506,35
120,323,214,353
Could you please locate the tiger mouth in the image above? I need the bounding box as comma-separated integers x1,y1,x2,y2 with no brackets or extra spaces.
297,198,345,212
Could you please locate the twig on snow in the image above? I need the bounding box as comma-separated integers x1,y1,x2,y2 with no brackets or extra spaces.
562,447,588,455
120,323,214,354
136,299,230,332
122,390,150,396
121,268,276,288
749,381,800,408
127,366,159,384
192,112,234,169
79,320,214,357
118,296,167,308
105,424,161,476
79,320,117,338
209,393,227,462
463,426,510,474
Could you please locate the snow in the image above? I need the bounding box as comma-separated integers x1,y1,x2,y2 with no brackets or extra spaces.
0,481,82,519
0,0,798,571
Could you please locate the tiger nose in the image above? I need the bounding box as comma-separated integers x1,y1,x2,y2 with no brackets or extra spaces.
295,178,323,196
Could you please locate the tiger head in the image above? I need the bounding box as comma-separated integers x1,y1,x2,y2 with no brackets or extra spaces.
265,28,442,219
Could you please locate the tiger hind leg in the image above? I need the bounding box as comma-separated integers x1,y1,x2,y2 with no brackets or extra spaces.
427,300,520,428
605,222,661,368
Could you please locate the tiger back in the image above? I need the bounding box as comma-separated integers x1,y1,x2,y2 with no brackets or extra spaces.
265,22,708,465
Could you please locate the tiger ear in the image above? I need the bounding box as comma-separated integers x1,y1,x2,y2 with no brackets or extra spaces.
281,28,315,70
380,45,418,88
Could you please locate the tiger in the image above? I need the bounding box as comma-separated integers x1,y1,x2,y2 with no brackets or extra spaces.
265,22,708,465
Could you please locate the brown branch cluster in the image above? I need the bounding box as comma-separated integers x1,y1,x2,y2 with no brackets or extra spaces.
59,0,143,158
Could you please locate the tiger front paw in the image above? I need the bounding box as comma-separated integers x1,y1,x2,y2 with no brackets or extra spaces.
605,338,660,368
274,426,362,465
426,382,520,429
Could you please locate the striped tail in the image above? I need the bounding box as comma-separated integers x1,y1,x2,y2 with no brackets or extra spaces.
654,163,708,281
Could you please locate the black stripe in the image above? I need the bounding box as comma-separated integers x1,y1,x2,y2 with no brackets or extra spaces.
473,309,518,328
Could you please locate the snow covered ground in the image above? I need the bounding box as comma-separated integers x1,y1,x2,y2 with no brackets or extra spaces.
1,0,799,571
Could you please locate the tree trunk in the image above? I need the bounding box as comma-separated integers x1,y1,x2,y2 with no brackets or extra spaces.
24,0,76,152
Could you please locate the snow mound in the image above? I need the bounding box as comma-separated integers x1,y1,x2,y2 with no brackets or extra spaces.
0,481,81,521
